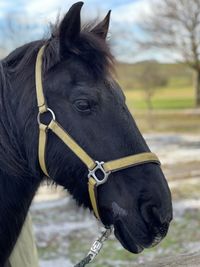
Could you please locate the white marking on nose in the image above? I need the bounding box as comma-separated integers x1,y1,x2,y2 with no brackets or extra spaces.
112,202,128,217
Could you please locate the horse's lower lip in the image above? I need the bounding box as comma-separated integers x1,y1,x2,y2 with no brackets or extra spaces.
114,220,143,254
150,235,163,247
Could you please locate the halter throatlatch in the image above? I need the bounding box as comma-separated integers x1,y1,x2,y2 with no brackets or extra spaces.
35,45,161,221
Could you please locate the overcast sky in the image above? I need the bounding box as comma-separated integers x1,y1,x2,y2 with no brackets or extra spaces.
0,0,149,22
0,0,174,62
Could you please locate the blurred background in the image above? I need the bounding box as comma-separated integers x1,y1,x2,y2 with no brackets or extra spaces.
1,0,200,266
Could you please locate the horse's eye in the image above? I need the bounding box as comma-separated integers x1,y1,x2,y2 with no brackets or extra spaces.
74,99,91,112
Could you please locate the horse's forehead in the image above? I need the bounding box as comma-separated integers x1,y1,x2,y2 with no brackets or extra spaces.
55,59,101,82
48,60,121,98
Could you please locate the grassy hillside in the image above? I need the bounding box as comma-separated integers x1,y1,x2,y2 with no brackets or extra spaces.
115,62,200,133
116,62,194,110
116,62,192,90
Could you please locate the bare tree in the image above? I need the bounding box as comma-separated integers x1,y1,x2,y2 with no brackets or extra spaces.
137,61,168,110
138,0,200,107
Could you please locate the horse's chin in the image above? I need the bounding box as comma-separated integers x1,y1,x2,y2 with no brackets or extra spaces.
113,218,166,254
113,220,144,254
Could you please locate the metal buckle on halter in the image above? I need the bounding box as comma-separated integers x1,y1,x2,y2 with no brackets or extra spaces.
88,161,111,186
37,108,56,125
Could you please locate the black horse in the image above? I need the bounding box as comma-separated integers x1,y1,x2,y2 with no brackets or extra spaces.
0,2,172,265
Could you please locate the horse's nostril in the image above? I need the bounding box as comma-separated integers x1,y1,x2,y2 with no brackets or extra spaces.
154,222,169,238
152,206,171,226
141,203,171,230
141,204,170,243
152,206,164,224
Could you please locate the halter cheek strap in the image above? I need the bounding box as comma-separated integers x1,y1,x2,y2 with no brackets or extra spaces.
35,45,161,221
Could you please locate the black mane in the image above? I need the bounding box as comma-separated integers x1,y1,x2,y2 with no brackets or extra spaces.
0,61,29,177
4,22,114,77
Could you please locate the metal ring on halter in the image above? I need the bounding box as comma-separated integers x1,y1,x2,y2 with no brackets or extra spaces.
88,161,111,186
37,108,56,125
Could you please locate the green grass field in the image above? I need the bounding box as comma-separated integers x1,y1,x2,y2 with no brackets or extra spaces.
116,62,194,110
125,87,200,133
125,86,194,110
115,62,200,133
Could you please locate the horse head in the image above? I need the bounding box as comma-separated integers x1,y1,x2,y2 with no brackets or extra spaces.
6,1,172,256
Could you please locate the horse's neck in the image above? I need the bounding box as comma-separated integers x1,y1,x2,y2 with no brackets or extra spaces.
0,61,6,92
0,60,42,265
0,57,40,178
0,171,40,265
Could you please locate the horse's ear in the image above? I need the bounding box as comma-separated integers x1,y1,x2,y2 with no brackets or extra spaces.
91,10,111,40
59,2,83,55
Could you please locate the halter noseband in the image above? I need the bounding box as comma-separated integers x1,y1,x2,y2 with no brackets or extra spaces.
35,45,160,222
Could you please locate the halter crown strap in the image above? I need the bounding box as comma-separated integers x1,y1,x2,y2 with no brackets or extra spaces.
35,45,47,113
35,46,161,222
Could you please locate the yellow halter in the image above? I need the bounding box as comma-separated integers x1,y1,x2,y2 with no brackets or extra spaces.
35,45,160,221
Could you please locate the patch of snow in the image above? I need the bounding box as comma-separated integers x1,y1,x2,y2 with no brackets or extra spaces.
173,199,200,217
40,258,72,267
144,134,200,165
